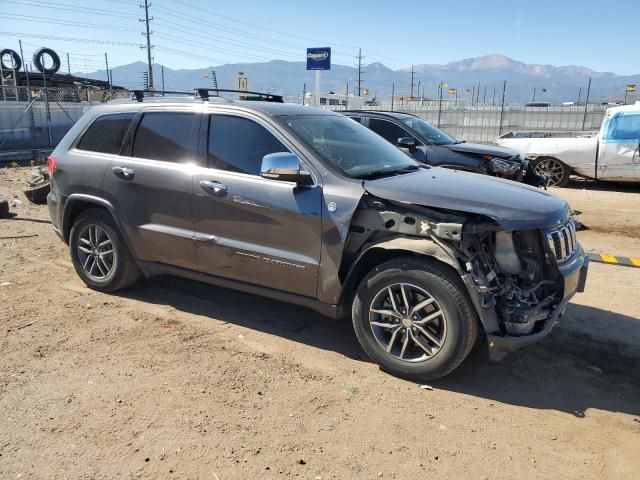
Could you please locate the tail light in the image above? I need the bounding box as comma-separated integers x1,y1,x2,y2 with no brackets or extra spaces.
46,156,58,174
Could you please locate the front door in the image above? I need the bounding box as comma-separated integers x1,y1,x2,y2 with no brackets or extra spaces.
103,109,199,270
598,110,640,180
193,113,322,297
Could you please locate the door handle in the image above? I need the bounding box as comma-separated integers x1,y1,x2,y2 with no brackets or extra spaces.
112,166,135,180
200,180,228,195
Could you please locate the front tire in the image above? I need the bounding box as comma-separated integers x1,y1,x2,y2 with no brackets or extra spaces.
352,257,478,380
69,208,141,292
533,157,570,187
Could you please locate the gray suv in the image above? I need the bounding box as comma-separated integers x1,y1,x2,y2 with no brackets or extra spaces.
47,95,588,380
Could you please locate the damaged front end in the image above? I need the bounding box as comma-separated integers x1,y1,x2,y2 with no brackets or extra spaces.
345,194,589,361
455,219,588,359
485,155,548,188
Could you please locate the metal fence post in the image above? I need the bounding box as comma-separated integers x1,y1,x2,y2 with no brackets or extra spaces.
582,77,592,131
391,82,394,111
42,71,53,147
498,80,507,136
437,84,443,127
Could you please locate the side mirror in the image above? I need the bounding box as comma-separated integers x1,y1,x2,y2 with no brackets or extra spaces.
397,137,416,150
260,152,313,186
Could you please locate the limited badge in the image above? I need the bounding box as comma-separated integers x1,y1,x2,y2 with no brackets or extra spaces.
327,201,337,213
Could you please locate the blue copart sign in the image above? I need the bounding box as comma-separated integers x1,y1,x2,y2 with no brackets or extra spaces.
306,47,331,71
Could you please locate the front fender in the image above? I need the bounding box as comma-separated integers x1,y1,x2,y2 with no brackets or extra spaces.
338,236,460,306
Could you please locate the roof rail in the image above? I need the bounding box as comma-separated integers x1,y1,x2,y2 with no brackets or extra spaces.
131,89,195,102
196,88,283,103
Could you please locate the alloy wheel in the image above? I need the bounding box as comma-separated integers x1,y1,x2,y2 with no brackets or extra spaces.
368,283,447,362
76,224,115,280
534,158,566,186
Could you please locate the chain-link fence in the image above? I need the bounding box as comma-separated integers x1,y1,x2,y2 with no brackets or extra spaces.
328,99,609,143
0,85,130,164
1,83,614,164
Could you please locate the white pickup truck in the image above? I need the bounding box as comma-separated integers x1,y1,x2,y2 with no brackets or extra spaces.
496,103,640,186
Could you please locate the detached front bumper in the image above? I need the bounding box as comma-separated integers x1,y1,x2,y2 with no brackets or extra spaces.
487,246,589,359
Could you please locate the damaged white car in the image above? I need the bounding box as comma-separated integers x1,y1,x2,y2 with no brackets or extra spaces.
497,103,640,186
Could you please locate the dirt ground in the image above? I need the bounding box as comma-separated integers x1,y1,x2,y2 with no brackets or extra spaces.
1,167,639,480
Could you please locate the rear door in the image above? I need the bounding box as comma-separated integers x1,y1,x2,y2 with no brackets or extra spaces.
102,108,199,270
599,110,640,180
192,111,322,297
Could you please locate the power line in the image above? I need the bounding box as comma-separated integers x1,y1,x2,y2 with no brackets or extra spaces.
0,31,144,47
151,4,354,58
153,19,300,58
154,33,280,63
0,13,139,32
162,0,359,50
2,0,139,19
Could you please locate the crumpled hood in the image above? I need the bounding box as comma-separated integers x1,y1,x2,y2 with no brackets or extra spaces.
444,142,520,159
363,167,570,230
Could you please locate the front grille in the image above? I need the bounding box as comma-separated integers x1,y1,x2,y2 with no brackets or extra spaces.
546,220,577,263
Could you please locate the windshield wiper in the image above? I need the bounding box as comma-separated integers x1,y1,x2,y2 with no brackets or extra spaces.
353,164,421,180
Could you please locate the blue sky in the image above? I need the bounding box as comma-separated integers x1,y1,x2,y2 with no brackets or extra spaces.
1,0,638,74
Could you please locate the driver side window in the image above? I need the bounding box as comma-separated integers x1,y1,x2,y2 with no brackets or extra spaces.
369,118,413,145
207,115,290,175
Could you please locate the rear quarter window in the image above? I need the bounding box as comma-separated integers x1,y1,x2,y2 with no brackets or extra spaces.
132,112,196,162
76,112,135,154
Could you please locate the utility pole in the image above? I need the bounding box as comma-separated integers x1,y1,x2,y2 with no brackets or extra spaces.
410,65,415,98
483,85,487,104
577,87,582,105
492,86,496,106
161,65,165,95
476,82,480,103
210,70,218,90
471,85,475,106
66,52,71,75
140,0,154,89
104,52,110,89
301,82,306,106
356,48,364,96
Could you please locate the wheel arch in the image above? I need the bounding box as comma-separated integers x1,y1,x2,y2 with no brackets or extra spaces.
62,195,121,242
339,237,463,308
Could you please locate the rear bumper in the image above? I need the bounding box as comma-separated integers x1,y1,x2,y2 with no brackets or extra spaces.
47,188,65,242
487,247,589,359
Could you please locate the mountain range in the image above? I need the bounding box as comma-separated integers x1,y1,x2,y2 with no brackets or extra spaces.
78,54,639,104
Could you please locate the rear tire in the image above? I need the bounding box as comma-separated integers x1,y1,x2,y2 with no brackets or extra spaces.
352,257,478,381
69,208,141,292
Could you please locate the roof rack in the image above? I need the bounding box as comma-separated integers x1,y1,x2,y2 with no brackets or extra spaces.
196,88,283,103
129,88,284,104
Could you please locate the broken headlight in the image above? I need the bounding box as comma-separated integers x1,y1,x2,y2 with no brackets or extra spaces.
488,158,522,177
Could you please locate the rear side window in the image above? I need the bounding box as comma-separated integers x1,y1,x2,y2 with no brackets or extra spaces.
369,118,411,145
132,112,196,162
76,113,134,154
207,115,289,175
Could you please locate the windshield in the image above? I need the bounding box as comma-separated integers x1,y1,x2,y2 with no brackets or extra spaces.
282,115,420,179
401,116,455,145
